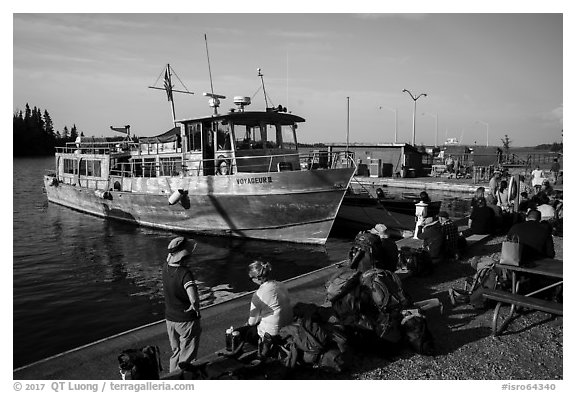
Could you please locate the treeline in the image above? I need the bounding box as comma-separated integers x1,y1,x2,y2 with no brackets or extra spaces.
13,104,82,157
534,142,562,152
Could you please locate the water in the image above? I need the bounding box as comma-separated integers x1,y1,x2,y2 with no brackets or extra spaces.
12,157,472,368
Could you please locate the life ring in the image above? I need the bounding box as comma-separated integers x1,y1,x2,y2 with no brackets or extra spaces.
507,175,518,201
216,156,232,175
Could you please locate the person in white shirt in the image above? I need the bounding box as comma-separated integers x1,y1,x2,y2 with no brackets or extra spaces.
247,260,293,340
531,166,545,192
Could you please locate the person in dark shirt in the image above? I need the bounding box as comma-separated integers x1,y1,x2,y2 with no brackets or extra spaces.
417,216,444,262
162,236,202,373
438,211,459,260
370,223,399,271
507,209,555,262
468,197,495,235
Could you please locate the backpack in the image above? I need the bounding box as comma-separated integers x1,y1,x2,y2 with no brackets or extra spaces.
349,231,387,272
360,269,411,313
358,269,412,344
400,309,435,355
468,264,503,309
279,317,331,367
398,247,433,276
325,268,361,303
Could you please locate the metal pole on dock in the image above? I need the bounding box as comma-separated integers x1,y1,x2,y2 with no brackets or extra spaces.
403,89,427,146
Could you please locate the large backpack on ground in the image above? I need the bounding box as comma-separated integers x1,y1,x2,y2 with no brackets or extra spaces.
358,268,412,344
349,231,392,272
325,268,361,303
398,247,433,276
449,260,505,309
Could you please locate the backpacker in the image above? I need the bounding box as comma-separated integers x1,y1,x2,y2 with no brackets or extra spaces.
398,247,433,276
349,231,387,272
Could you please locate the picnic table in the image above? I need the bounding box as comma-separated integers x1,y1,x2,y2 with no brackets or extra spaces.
482,258,563,336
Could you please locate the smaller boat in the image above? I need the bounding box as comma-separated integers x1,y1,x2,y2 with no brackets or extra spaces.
374,188,442,217
334,186,442,236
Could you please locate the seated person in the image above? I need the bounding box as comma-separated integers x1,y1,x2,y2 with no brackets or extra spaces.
438,211,459,260
507,210,555,262
470,187,485,210
536,194,556,222
467,197,495,235
485,194,504,234
416,215,444,263
369,223,399,271
419,191,431,204
247,260,293,356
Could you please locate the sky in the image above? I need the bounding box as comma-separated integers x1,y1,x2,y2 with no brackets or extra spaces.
12,9,564,148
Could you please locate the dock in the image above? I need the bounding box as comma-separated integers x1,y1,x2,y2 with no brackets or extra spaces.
14,225,494,380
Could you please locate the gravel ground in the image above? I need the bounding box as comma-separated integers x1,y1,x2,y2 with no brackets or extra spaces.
299,236,564,381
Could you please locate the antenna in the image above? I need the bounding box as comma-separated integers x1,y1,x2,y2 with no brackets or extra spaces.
203,34,225,115
257,68,269,109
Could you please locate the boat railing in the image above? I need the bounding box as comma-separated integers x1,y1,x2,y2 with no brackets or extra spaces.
107,150,355,180
56,141,140,155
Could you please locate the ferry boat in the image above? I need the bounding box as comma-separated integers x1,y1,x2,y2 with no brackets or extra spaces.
43,65,355,244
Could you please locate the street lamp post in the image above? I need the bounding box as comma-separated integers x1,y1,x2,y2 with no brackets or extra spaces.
476,120,489,147
379,106,398,143
422,112,438,147
402,89,427,146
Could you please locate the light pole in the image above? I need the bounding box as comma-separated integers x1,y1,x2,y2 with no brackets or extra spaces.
402,89,427,146
422,112,438,147
379,106,398,143
476,120,489,147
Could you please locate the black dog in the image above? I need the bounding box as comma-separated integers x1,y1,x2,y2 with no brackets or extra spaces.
118,346,162,380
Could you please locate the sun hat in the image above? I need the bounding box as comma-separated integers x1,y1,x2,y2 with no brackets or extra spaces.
167,236,197,264
369,223,388,235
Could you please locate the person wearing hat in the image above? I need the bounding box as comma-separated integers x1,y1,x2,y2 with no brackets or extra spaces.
369,223,399,271
416,215,444,263
438,211,459,260
162,236,201,373
247,260,292,357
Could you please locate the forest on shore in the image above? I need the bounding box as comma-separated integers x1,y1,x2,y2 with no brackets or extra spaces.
13,102,562,157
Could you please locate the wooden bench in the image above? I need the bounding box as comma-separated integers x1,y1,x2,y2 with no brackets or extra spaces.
482,289,562,336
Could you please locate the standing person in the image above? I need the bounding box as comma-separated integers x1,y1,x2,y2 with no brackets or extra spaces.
550,158,560,184
531,166,545,193
495,180,511,213
488,172,501,196
247,260,293,356
438,211,459,260
162,236,202,373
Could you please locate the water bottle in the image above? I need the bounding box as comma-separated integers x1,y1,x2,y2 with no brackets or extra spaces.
232,330,241,352
225,326,233,351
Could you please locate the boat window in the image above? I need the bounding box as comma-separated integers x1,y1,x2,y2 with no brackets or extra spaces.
281,124,297,150
63,158,76,174
265,124,280,149
214,121,232,150
234,125,263,150
186,124,202,152
159,157,183,176
79,159,102,177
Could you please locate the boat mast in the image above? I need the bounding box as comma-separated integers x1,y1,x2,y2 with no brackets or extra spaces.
203,34,225,116
258,68,269,109
166,64,176,127
148,64,194,127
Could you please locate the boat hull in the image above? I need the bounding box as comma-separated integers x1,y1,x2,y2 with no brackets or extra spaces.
44,168,354,244
334,196,416,234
